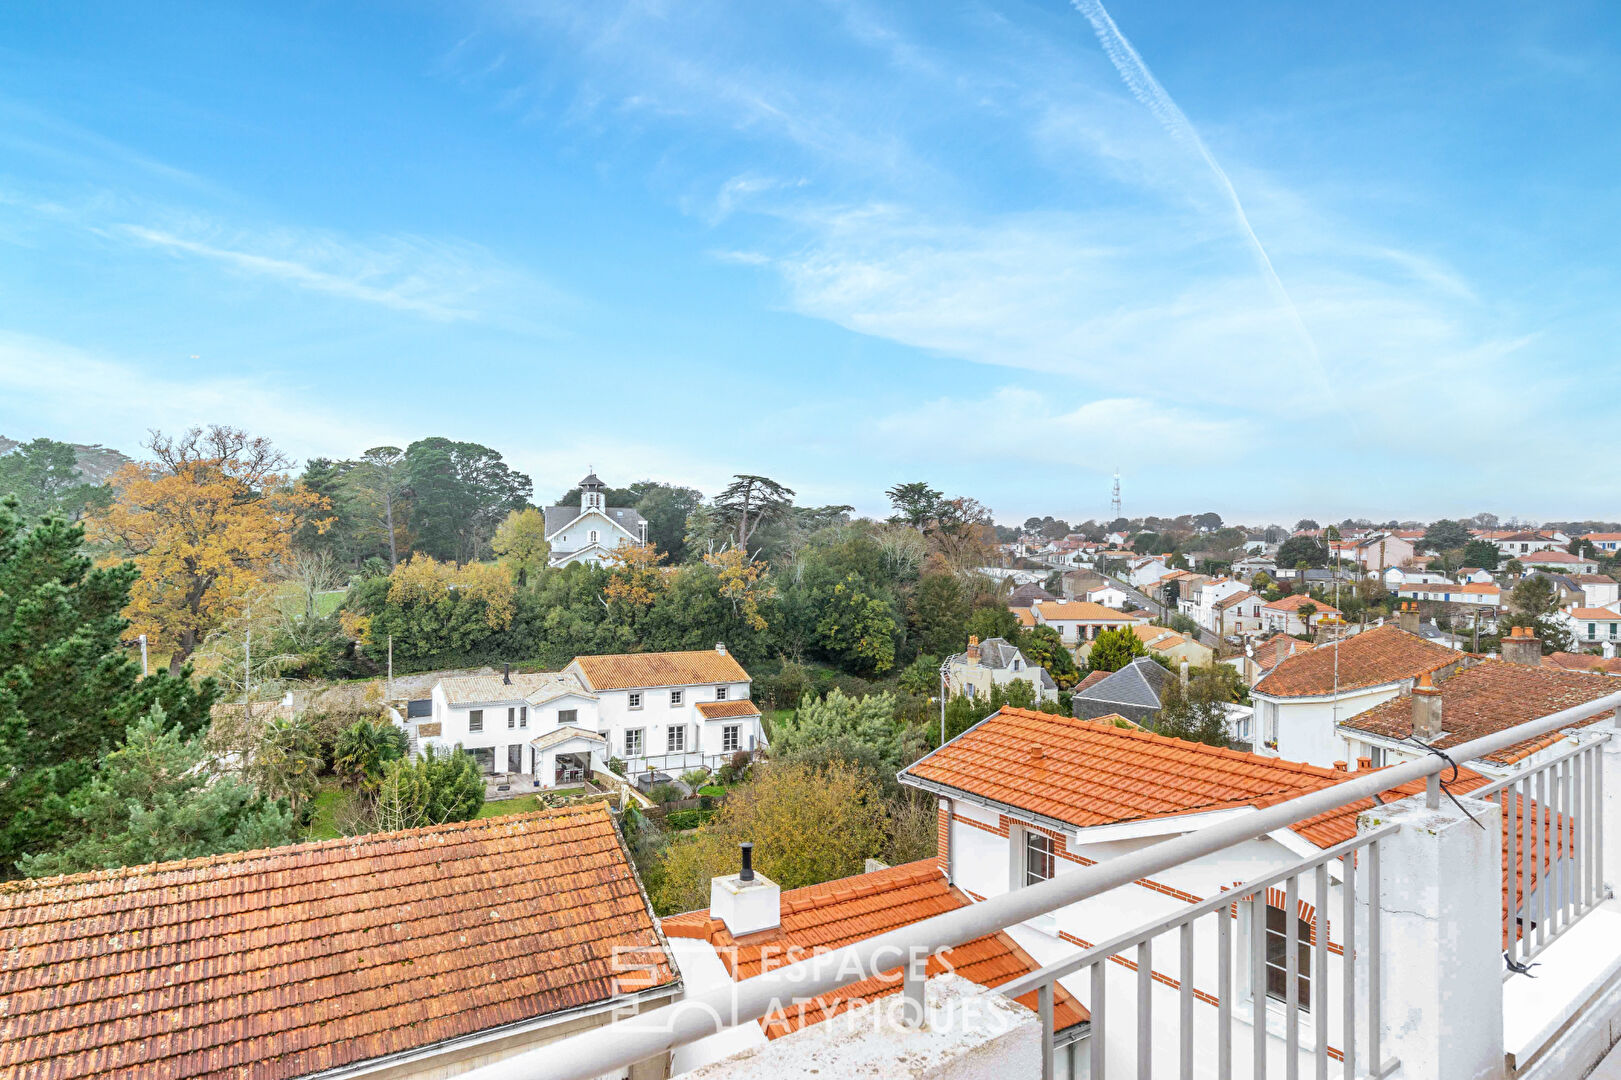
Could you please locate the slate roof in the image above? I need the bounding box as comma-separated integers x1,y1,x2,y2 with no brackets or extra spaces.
438,670,595,706
542,504,648,541
0,804,677,1080
570,649,751,690
1339,659,1619,765
660,860,1086,1038
1253,626,1459,698
1071,657,1169,722
1007,582,1057,608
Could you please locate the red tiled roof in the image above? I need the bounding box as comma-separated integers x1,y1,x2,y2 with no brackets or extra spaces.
1035,600,1134,622
1073,670,1111,693
1544,652,1621,675
1525,550,1585,563
0,804,676,1080
696,699,763,719
1263,593,1341,615
1253,625,1459,698
1568,607,1621,620
661,860,1086,1037
1339,659,1618,764
902,708,1550,948
1250,634,1314,671
570,649,750,690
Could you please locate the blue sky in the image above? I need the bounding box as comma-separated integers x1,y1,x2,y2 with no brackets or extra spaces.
2,1,1618,524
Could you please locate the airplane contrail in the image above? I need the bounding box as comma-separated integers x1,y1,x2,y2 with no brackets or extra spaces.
1069,0,1327,377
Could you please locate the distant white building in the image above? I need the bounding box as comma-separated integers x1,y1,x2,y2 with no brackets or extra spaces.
410,645,765,783
543,472,648,568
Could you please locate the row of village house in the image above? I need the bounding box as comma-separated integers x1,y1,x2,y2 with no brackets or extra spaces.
10,619,1621,1080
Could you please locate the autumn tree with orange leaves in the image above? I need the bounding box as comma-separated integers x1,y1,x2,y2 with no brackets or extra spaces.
88,427,328,674
603,542,668,625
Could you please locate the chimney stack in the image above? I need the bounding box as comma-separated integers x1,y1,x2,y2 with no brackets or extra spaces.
715,642,727,656
1333,760,1348,772
966,635,980,663
503,663,512,685
1411,671,1443,740
1356,756,1373,771
1502,625,1542,667
710,842,780,937
1397,602,1421,635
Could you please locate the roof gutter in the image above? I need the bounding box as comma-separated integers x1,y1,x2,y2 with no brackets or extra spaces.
899,772,1082,839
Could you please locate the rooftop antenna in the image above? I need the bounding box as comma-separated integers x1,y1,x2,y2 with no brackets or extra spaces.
1110,469,1122,521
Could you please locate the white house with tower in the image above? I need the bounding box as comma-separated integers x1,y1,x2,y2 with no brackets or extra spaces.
543,472,648,567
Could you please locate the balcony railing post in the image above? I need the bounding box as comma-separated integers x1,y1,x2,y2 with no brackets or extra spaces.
1602,709,1621,898
1354,791,1503,1080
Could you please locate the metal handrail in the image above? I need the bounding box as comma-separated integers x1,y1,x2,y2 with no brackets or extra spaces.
499,689,1621,1080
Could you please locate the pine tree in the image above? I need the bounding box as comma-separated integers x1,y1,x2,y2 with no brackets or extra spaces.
0,497,215,874
17,704,293,877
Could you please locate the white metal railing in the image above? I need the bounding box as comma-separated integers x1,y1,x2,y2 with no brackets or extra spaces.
996,825,1399,1080
484,691,1621,1080
1472,732,1610,968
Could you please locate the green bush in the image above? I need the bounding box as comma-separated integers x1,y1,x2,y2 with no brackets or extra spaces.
698,785,726,798
647,782,683,805
666,808,716,830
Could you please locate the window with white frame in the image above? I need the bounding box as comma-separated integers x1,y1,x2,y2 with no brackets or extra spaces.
469,709,483,732
722,725,740,752
716,686,729,701
1024,831,1055,886
629,691,643,710
1265,905,1312,1008
507,707,516,729
519,706,527,728
624,728,643,756
667,726,686,752
589,529,599,543
1369,745,1386,767
558,709,578,725
670,689,683,706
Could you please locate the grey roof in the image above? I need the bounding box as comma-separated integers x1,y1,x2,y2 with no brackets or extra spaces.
1008,583,1057,607
1071,657,1169,723
580,472,605,488
543,503,648,543
977,637,1025,670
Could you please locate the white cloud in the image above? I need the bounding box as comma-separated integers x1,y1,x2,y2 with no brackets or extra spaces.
110,222,549,323
0,333,398,465
875,387,1243,469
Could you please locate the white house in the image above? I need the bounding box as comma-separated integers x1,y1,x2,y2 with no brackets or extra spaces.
1178,577,1250,633
896,707,1531,1080
1127,557,1172,589
411,645,764,783
1494,531,1562,558
565,644,765,774
1248,625,1465,765
1563,607,1621,651
1083,583,1130,609
1383,565,1453,589
417,669,607,785
1574,574,1621,608
1522,549,1599,575
1259,593,1342,637
1349,533,1415,573
1395,580,1502,607
1029,599,1138,645
543,472,649,568
944,636,1060,703
1582,532,1621,554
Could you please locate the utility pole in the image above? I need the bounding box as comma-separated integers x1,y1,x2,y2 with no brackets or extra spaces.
138,633,148,677
388,634,395,699
938,659,950,747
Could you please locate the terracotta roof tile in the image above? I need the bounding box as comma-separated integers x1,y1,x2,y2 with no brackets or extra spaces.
661,861,1085,1037
901,707,1549,948
1254,626,1458,698
570,649,751,690
1340,659,1619,764
695,699,763,719
1544,652,1621,675
1262,594,1340,615
0,804,677,1080
1033,601,1134,622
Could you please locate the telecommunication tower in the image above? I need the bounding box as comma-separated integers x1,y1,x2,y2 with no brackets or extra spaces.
1110,470,1122,520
